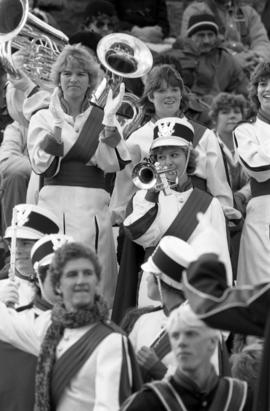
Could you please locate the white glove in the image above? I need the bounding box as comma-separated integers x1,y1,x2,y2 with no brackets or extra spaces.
0,280,19,306
49,87,65,127
103,82,125,127
8,50,35,92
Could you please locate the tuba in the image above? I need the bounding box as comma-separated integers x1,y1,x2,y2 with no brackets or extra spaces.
93,33,153,138
0,0,68,89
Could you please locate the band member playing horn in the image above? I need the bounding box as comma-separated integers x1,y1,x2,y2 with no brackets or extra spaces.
27,44,131,307
123,117,232,306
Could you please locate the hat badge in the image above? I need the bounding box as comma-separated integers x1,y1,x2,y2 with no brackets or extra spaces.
158,120,175,139
51,235,70,251
15,207,31,227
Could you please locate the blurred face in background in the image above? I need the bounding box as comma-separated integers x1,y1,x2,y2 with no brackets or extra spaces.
216,106,243,135
191,30,217,53
85,14,116,37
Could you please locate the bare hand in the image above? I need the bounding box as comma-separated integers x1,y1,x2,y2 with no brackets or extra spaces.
136,346,159,370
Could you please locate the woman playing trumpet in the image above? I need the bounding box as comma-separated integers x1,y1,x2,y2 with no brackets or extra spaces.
123,117,232,305
27,44,131,307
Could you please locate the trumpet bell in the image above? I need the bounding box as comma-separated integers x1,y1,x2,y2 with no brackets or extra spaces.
97,32,153,79
132,161,157,190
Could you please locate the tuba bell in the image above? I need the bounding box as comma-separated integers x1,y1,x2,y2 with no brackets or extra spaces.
93,32,153,138
0,0,68,89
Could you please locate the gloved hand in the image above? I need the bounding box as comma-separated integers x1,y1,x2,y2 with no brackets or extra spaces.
103,82,125,127
8,50,35,92
0,280,19,307
49,87,65,128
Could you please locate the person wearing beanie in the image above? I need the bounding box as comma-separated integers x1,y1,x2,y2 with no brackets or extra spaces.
121,302,252,411
171,13,249,104
0,241,142,411
81,0,119,37
180,0,270,71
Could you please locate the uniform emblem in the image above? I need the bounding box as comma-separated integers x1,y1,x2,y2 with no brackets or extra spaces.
14,206,31,227
158,120,175,139
51,235,73,251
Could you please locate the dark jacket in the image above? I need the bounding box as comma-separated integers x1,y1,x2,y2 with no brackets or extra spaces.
108,0,170,37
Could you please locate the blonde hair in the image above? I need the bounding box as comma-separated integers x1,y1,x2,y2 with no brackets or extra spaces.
50,44,101,93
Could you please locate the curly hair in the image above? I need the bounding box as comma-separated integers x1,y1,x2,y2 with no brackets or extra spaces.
50,44,101,93
49,242,101,293
140,64,189,121
151,145,198,175
209,92,247,125
249,62,270,111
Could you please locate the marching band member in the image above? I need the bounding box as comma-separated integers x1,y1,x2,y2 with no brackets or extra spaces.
27,44,131,307
234,62,270,286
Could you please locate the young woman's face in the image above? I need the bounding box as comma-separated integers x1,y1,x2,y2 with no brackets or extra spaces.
156,146,188,183
216,107,243,135
149,80,182,118
60,61,90,102
257,77,270,113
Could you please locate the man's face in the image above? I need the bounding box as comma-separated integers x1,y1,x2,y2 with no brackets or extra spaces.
190,30,217,53
58,257,99,311
169,321,216,373
14,238,36,278
86,14,115,37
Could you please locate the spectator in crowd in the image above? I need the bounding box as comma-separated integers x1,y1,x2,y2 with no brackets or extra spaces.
209,92,250,279
121,303,252,411
233,62,270,286
171,14,249,104
231,342,263,395
0,241,142,410
0,233,71,411
108,0,170,42
180,0,270,71
27,44,131,307
80,0,119,37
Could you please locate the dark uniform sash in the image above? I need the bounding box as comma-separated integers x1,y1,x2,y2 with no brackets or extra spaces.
51,322,113,409
145,377,248,411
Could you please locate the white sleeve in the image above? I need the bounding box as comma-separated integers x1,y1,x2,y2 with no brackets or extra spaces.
234,122,270,182
196,129,241,220
0,302,48,355
27,110,58,174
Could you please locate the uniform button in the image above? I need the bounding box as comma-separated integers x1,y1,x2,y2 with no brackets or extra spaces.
202,400,208,407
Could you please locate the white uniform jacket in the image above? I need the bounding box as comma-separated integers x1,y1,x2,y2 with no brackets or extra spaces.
0,303,137,411
110,119,240,225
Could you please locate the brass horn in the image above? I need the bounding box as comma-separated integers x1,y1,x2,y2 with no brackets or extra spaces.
132,158,178,195
0,0,68,89
93,33,153,138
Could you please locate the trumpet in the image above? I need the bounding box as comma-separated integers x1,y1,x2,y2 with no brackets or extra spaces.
132,159,178,196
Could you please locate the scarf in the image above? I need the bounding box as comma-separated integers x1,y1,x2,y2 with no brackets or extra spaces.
173,365,219,397
257,108,270,125
34,294,109,411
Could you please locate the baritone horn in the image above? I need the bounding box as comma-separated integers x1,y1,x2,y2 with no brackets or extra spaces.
94,33,153,138
132,159,178,196
0,0,68,89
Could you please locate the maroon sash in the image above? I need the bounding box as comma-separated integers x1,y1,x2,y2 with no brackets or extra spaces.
51,322,112,409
